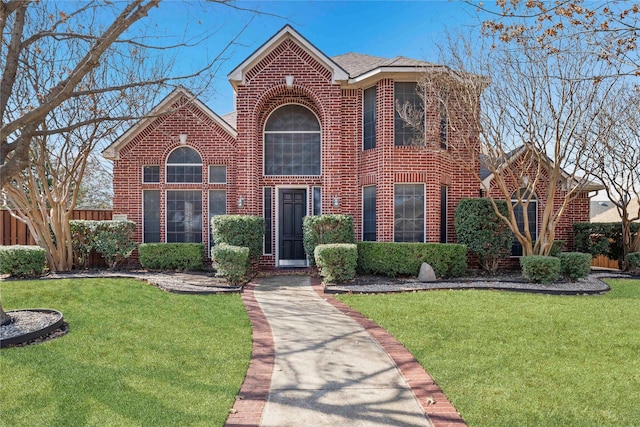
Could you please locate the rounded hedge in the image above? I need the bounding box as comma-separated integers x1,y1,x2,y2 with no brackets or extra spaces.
558,252,592,281
520,255,560,284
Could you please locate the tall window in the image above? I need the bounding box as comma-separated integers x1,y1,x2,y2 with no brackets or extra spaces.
143,190,161,242
511,189,538,256
394,82,424,146
208,165,226,184
208,190,226,250
363,86,376,150
363,186,376,241
264,188,273,254
166,190,202,243
439,91,449,149
440,186,448,243
312,187,322,216
166,147,202,183
394,184,424,242
264,104,321,176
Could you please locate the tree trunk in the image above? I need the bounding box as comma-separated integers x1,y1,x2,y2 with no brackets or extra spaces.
0,303,11,326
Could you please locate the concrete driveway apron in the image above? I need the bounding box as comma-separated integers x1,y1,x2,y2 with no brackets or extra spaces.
254,275,432,427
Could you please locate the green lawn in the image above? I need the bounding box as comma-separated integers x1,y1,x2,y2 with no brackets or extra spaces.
0,278,251,427
338,279,640,427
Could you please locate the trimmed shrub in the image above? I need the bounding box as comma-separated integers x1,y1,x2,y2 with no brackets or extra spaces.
520,256,561,284
454,198,512,273
357,242,467,278
211,215,264,261
0,245,47,277
303,215,355,265
93,221,137,269
549,240,565,257
627,252,640,273
138,243,205,271
574,222,640,264
70,220,137,268
558,252,592,281
314,244,357,284
211,243,249,286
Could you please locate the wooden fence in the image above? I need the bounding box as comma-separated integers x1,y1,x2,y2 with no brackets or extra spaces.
591,254,620,270
1,209,113,246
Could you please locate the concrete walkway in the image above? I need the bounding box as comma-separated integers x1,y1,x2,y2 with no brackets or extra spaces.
225,275,466,427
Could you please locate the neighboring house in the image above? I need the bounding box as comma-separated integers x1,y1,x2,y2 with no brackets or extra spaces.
591,198,640,223
104,25,596,268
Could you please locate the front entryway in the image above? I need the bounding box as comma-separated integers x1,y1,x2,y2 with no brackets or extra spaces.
278,189,307,267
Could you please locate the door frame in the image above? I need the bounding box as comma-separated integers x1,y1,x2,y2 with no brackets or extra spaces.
275,185,309,267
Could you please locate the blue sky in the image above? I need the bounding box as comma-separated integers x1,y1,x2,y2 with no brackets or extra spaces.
147,1,481,114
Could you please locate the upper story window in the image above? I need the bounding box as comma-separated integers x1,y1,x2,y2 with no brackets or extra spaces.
166,147,202,183
394,82,424,147
363,86,376,150
143,165,160,183
439,90,449,149
264,104,321,176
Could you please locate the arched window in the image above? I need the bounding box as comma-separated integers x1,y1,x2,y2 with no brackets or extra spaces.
264,104,321,176
511,188,537,256
166,146,202,183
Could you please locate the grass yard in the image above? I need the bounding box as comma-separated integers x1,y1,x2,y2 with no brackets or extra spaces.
0,278,251,427
338,279,640,427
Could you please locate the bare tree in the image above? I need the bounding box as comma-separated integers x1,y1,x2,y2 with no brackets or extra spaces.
587,87,640,268
398,18,622,256
0,0,258,325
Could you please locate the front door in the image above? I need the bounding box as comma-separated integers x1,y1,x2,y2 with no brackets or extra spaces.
279,189,306,266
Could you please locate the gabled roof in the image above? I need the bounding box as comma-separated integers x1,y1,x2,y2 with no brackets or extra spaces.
102,87,237,161
480,145,604,193
228,25,349,89
332,52,438,79
591,198,640,222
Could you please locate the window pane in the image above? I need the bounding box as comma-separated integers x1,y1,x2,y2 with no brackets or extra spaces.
167,147,202,164
265,104,320,131
363,86,376,150
313,187,321,216
166,190,202,243
394,184,424,242
511,196,538,256
143,166,160,183
208,190,226,251
209,165,227,183
440,186,447,243
264,105,321,176
264,188,273,254
363,186,376,241
143,190,161,242
394,82,424,146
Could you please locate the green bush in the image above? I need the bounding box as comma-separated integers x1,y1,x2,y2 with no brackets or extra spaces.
303,215,355,265
627,252,640,273
558,252,592,281
357,242,467,278
0,245,47,277
211,243,249,286
454,198,512,273
70,220,137,268
314,244,358,284
211,215,264,261
138,243,205,271
520,256,561,284
574,222,640,264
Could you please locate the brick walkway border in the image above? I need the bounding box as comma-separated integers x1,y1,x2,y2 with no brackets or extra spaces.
312,278,468,427
226,277,466,427
225,283,274,427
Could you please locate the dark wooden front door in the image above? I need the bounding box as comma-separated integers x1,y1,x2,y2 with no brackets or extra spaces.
279,189,306,264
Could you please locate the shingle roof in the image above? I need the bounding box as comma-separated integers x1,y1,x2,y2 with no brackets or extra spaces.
332,52,436,78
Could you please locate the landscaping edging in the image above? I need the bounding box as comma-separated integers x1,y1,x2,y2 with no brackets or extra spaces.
0,309,65,348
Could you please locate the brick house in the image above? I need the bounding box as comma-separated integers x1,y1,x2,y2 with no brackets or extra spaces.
103,25,596,268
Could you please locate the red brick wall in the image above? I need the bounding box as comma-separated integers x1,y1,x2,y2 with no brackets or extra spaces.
111,33,589,269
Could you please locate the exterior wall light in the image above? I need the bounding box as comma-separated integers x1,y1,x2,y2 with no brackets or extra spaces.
285,75,294,88
237,196,245,208
332,196,339,208
179,134,188,145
